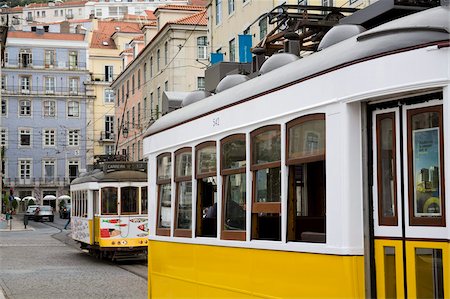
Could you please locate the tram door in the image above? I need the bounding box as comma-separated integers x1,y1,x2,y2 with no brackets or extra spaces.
371,96,448,299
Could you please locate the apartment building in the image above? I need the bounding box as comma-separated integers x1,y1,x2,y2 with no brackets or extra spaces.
1,30,90,204
111,4,208,161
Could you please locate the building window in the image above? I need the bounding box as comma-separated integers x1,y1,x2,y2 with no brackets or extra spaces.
44,50,55,68
164,81,168,91
143,63,147,82
121,85,125,103
43,100,56,117
157,49,160,72
132,106,135,128
121,186,139,214
43,160,56,181
43,129,56,147
105,115,114,139
164,42,168,65
19,49,32,68
229,38,236,62
55,10,58,16
126,111,130,130
132,74,135,95
1,99,6,116
196,141,217,237
69,77,79,95
126,80,129,98
45,76,56,94
407,105,445,226
19,128,32,147
137,140,141,161
102,187,118,215
197,36,207,60
69,51,78,69
251,125,281,241
95,8,102,17
104,89,115,103
143,97,147,120
150,57,153,77
1,76,5,91
105,145,114,155
67,129,80,146
287,114,326,243
19,159,32,179
259,17,268,40
221,134,246,240
197,77,205,90
19,100,31,116
137,103,141,128
137,69,141,89
215,0,222,25
20,76,31,93
156,153,172,236
228,0,234,14
67,101,80,117
68,160,79,183
1,128,8,147
174,148,192,237
3,52,7,66
105,65,113,82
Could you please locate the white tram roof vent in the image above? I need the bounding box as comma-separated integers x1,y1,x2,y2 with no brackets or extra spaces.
215,74,249,93
259,53,299,75
181,90,212,107
318,25,366,51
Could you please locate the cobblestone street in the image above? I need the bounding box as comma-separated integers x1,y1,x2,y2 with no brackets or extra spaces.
0,215,147,299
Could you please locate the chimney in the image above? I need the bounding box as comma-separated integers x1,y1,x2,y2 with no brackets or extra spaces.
60,20,70,33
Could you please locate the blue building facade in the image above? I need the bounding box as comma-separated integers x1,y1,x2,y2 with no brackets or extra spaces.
1,30,90,206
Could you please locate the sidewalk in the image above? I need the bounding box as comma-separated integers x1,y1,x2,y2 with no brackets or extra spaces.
0,214,34,232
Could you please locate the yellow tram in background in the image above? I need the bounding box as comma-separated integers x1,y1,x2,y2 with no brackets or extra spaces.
143,3,450,299
70,161,148,260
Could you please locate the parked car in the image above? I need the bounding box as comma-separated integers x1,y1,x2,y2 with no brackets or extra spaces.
59,203,71,219
34,205,54,222
25,205,39,220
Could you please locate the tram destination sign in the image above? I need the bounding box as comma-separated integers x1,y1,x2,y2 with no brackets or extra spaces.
103,162,147,173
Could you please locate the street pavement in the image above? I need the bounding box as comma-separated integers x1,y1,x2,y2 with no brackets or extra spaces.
0,214,148,299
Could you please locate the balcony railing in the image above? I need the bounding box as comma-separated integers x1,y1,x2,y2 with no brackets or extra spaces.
2,85,86,97
91,74,118,82
100,131,115,142
4,176,72,187
5,60,87,70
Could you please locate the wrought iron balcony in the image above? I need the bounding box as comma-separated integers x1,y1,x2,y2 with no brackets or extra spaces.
100,131,115,142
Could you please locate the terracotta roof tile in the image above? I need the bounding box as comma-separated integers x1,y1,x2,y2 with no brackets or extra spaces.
121,48,133,54
3,6,23,12
27,0,88,8
132,35,144,42
90,21,142,49
155,4,205,13
172,10,206,26
8,31,85,41
144,10,156,20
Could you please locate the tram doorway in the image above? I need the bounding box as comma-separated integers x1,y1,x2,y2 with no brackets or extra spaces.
369,94,447,299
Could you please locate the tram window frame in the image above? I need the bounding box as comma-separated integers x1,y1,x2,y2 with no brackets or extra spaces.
407,105,446,226
101,187,118,215
376,113,398,226
195,141,218,238
156,153,172,236
286,114,326,243
250,125,281,241
121,186,139,214
220,134,246,241
94,190,99,215
174,147,193,238
141,186,148,214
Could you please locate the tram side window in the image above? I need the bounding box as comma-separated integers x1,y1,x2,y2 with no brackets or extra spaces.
121,187,138,214
174,148,192,237
141,187,148,214
93,190,99,215
156,153,171,236
251,125,281,241
407,105,445,226
101,187,118,215
196,142,217,238
286,115,326,243
221,134,246,241
83,191,88,218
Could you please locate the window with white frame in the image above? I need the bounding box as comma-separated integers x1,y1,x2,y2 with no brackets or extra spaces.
43,129,56,147
229,38,236,62
20,76,31,93
105,65,113,82
69,77,79,95
0,128,7,147
19,159,32,179
43,160,56,180
228,0,234,14
259,17,267,40
1,75,6,90
215,0,222,24
45,76,56,94
1,99,6,116
95,8,102,17
67,129,80,146
44,50,55,68
105,145,114,155
197,77,205,90
67,101,80,117
19,128,32,147
19,49,32,67
105,116,114,139
69,51,78,69
197,36,207,60
19,100,31,116
43,100,56,117
104,89,115,103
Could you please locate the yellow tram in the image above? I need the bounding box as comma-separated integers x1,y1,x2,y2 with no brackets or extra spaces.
142,3,449,299
70,161,148,260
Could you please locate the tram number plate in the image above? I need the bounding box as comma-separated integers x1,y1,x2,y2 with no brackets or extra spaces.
213,117,220,127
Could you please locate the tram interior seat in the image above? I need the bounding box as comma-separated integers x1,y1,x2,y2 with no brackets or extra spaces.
200,218,217,237
296,216,325,243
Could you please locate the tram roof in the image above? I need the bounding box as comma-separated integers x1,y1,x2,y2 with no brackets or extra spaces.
143,6,449,138
71,169,148,185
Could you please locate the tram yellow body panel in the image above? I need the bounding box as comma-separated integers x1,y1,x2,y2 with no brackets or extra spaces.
148,241,364,298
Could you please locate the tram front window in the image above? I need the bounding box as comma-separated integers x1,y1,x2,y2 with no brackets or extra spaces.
287,114,326,243
121,187,138,214
101,187,118,215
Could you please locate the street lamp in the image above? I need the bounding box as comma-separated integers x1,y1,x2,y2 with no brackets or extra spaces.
122,124,128,138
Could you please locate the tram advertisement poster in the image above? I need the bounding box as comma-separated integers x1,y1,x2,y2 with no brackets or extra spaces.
412,127,441,216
